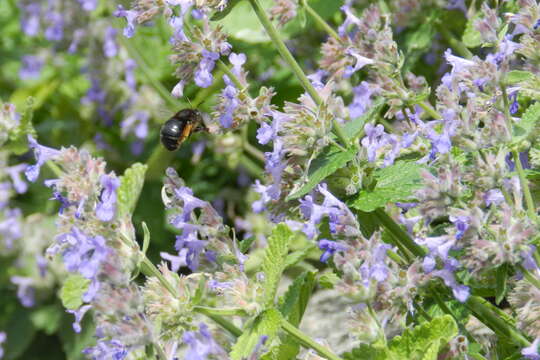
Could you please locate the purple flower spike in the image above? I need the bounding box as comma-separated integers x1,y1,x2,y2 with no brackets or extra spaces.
229,52,246,76
62,228,109,280
349,82,375,118
183,323,226,360
83,340,128,360
67,304,92,333
25,135,62,183
361,123,386,162
11,276,35,307
114,5,138,38
50,191,72,214
523,338,540,360
344,49,374,78
96,174,120,222
484,189,504,206
509,90,519,115
218,75,239,128
318,239,347,263
19,3,41,36
6,164,28,194
195,50,219,88
103,27,118,58
433,267,470,303
173,187,207,223
19,55,43,80
77,0,97,11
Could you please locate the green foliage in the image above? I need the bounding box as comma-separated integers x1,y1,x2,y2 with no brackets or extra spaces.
287,146,357,200
343,315,458,360
5,97,36,155
462,15,482,48
60,275,90,310
261,223,293,306
505,70,535,85
350,161,425,212
495,263,509,305
230,309,283,360
30,305,63,335
512,101,540,144
117,163,148,219
3,309,36,360
343,98,385,141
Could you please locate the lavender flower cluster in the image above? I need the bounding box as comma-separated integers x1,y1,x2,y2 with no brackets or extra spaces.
1,0,540,359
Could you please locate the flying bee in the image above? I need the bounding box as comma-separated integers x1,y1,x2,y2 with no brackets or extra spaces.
160,109,207,151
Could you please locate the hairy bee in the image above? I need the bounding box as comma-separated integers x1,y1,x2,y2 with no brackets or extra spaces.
160,109,206,151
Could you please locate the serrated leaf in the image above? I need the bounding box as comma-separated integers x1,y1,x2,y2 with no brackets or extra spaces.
318,272,340,289
506,70,535,85
284,243,317,268
278,271,315,326
350,161,425,212
513,102,540,144
262,224,292,306
60,274,90,310
230,309,283,360
342,343,387,360
388,315,458,360
240,235,257,254
286,146,357,201
343,98,385,141
462,15,482,48
495,263,509,305
117,163,147,219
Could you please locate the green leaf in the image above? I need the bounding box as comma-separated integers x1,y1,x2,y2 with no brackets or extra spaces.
261,224,292,306
5,97,36,155
343,98,385,141
462,15,482,48
278,271,315,326
513,102,540,144
117,163,148,219
4,309,36,360
342,343,387,360
60,274,90,310
30,305,63,335
495,263,509,305
239,235,257,254
506,70,535,85
388,315,458,360
215,0,271,43
350,161,425,212
318,272,340,289
58,314,96,360
286,146,357,201
284,243,317,268
405,22,435,52
210,0,245,20
230,309,283,360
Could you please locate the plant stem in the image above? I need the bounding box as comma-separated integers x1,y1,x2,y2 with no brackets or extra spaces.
281,320,343,360
244,142,266,163
240,154,264,178
139,256,243,337
248,0,350,148
373,209,427,257
518,265,540,290
417,101,442,120
436,23,474,59
299,0,341,42
465,296,530,347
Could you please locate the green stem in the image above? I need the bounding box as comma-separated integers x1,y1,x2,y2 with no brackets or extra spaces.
436,23,474,59
145,146,175,181
465,296,530,347
216,60,245,90
240,154,264,178
46,161,64,178
244,142,266,163
281,320,343,360
248,0,349,148
373,209,427,257
299,0,341,42
417,102,442,120
518,265,540,290
139,256,243,337
193,306,247,317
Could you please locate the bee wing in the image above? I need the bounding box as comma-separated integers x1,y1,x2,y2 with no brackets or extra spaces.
156,108,175,124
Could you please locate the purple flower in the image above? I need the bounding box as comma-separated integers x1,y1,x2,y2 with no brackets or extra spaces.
96,174,120,222
68,29,86,53
252,180,272,213
50,190,72,214
60,227,109,301
83,340,128,360
103,27,118,58
25,135,62,183
6,164,28,194
523,338,540,360
195,50,219,88
338,5,361,37
218,75,239,128
19,55,43,80
114,5,138,38
361,123,386,162
11,276,35,307
183,323,226,360
19,3,41,36
172,187,207,223
299,195,327,239
124,59,137,90
522,245,539,271
67,304,92,333
44,12,64,41
449,215,469,240
172,80,186,98
307,70,327,89
121,111,149,140
0,332,5,359
175,225,207,271
77,0,97,11
433,261,470,303
509,90,519,115
0,208,22,249
160,251,187,272
344,48,374,78
318,239,347,263
349,82,375,118
229,53,246,76
484,189,504,206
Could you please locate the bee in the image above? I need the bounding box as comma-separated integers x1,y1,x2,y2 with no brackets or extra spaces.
160,109,207,151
